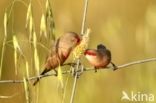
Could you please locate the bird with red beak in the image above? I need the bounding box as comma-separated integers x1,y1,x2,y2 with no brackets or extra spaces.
84,44,117,72
33,32,81,85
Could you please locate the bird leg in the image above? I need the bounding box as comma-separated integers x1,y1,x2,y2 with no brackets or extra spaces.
110,62,118,71
72,62,83,78
94,67,98,72
53,69,58,76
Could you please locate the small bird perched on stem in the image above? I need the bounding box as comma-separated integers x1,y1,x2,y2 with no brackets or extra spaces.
33,32,81,85
84,44,117,72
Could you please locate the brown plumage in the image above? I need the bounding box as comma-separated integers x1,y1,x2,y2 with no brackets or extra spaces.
84,44,117,72
33,32,81,85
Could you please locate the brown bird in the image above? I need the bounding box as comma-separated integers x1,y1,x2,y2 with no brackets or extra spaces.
84,44,117,72
33,32,81,85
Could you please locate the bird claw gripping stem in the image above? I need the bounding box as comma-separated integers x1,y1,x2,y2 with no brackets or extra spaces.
72,62,84,78
93,62,118,73
111,62,118,71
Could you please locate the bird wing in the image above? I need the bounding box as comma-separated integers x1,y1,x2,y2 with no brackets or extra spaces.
51,38,69,65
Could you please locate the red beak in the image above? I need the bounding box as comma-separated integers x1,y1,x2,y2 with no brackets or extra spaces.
84,50,97,56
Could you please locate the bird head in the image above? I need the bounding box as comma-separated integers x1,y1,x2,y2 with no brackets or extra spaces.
97,44,106,50
60,32,81,50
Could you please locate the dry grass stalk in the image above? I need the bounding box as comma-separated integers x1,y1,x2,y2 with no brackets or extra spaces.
40,14,47,38
0,12,8,79
33,32,40,76
45,0,55,40
58,64,64,89
72,28,91,60
25,61,29,78
4,12,8,37
13,35,22,75
25,2,33,41
23,77,30,103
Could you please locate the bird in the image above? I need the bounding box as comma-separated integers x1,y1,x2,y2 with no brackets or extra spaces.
84,44,117,72
33,32,81,85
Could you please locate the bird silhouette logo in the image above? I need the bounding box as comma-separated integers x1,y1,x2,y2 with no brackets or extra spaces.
121,91,130,101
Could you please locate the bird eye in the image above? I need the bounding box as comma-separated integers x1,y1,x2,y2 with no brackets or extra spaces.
71,38,76,42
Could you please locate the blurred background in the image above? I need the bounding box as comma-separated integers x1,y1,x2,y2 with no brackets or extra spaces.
0,0,156,103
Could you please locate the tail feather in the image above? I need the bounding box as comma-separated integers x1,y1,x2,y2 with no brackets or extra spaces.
33,68,49,86
33,78,40,86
